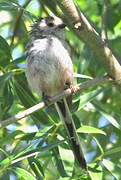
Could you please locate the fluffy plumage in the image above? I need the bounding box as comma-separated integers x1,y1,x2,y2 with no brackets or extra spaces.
26,16,73,97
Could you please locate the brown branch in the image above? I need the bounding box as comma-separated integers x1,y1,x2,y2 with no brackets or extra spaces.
38,0,50,16
54,0,121,88
0,75,111,128
10,0,32,46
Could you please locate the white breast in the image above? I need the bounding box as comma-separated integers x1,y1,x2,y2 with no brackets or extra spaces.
26,36,73,97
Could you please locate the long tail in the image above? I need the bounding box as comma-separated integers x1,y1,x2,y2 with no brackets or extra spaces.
55,98,87,170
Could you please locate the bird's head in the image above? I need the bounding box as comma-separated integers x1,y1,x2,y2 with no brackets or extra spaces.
30,16,66,39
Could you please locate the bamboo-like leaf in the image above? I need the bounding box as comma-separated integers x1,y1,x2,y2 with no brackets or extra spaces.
0,130,24,146
0,139,66,169
88,163,102,180
102,159,120,180
0,36,12,67
93,102,121,130
28,157,44,179
104,146,121,157
52,146,67,177
13,167,36,180
77,126,106,136
93,136,104,156
72,87,108,112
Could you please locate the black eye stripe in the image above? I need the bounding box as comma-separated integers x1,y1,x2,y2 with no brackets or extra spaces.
47,23,54,27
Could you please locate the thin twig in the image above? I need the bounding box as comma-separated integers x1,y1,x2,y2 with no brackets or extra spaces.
38,0,50,16
10,0,32,46
0,75,111,128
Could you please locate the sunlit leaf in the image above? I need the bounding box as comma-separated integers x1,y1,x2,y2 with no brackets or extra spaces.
0,130,24,146
72,87,108,112
52,146,67,177
77,126,106,136
13,167,36,180
88,163,102,180
102,159,120,180
28,157,44,179
93,136,104,156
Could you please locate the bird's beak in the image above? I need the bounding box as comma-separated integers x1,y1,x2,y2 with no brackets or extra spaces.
58,23,66,29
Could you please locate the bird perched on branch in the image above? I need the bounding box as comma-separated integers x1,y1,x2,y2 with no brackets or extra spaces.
25,16,87,169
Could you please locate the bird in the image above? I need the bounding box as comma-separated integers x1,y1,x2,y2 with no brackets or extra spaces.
25,16,87,169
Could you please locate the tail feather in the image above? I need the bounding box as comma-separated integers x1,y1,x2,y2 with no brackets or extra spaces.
55,98,87,169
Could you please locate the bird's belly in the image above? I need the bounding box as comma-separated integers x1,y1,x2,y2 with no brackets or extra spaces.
26,59,66,97
26,38,73,97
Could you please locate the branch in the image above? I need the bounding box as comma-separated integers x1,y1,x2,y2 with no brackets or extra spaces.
38,0,50,16
54,0,121,88
0,75,111,128
10,0,32,46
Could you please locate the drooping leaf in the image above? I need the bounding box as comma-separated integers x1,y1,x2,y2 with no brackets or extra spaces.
0,36,12,67
93,102,121,130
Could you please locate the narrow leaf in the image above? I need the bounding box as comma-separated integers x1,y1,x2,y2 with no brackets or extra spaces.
88,163,102,180
73,87,107,112
77,126,106,136
93,136,104,155
104,146,121,157
93,102,121,130
0,36,12,67
28,157,44,179
102,159,120,180
13,167,36,180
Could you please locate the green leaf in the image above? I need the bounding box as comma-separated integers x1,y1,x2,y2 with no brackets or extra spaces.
58,178,69,180
35,124,55,138
20,125,56,141
93,136,104,156
0,139,66,167
7,56,25,69
77,126,106,136
93,102,121,130
52,146,67,177
28,157,44,179
102,159,120,180
0,72,12,86
0,72,12,98
88,163,102,180
13,167,36,180
2,81,14,112
72,87,107,112
0,36,12,67
0,130,24,146
104,146,121,157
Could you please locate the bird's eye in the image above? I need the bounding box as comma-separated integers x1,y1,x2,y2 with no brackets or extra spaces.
47,23,54,27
